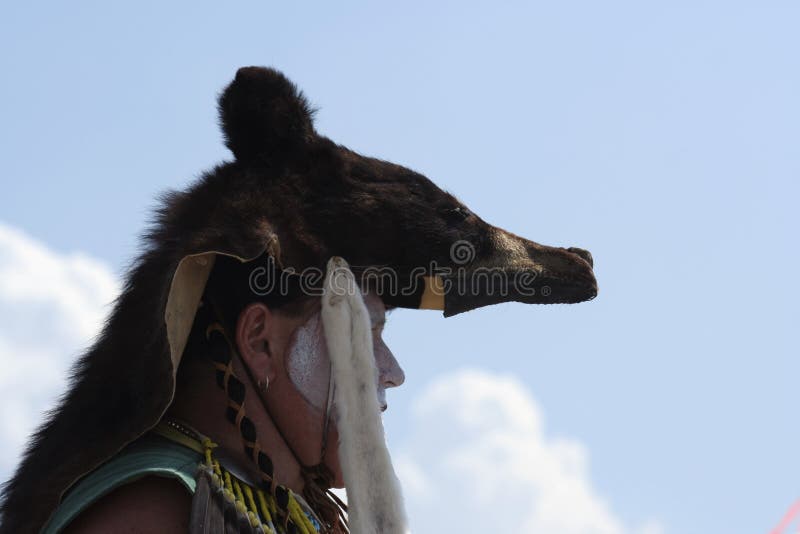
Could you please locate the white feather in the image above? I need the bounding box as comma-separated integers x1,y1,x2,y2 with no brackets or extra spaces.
321,257,408,534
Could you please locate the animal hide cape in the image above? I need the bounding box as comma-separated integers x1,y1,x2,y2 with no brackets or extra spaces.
0,66,597,533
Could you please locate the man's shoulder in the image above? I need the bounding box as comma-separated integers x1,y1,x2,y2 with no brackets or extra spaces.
44,432,202,533
64,476,192,534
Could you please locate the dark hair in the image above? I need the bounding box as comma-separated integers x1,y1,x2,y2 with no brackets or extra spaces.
208,252,313,323
181,252,315,363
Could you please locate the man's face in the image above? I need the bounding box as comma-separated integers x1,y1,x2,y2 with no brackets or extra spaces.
263,293,404,486
285,294,404,416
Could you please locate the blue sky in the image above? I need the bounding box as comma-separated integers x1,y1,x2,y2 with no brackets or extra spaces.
1,2,798,533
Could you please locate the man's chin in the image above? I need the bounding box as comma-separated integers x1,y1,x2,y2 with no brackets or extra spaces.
331,475,346,489
324,455,345,489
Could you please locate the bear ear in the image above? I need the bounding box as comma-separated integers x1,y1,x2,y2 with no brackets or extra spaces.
218,66,316,161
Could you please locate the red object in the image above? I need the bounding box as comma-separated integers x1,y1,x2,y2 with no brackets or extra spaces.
771,500,800,534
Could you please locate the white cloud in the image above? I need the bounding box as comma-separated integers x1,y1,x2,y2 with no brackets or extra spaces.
0,223,119,476
394,369,663,534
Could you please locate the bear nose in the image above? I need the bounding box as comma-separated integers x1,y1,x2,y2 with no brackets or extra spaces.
567,247,594,268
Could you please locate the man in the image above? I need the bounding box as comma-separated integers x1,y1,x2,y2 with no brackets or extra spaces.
0,67,597,533
58,256,403,533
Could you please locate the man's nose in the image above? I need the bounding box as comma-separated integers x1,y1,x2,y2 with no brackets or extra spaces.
376,343,405,388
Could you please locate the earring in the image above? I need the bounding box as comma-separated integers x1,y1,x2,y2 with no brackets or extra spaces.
258,375,270,393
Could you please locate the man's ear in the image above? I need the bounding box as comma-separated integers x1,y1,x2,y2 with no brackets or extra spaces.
235,302,278,384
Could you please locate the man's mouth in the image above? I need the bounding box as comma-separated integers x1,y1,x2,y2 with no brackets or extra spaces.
378,388,387,413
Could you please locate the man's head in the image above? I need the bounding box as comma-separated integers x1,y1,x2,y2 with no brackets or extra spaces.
233,292,403,487
195,253,404,488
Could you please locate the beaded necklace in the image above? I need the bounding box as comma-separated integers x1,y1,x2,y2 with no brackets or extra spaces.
156,419,322,534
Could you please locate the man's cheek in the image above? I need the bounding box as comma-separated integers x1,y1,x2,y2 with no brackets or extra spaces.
286,312,331,410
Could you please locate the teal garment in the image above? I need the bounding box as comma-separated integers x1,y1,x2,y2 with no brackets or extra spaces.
42,434,201,534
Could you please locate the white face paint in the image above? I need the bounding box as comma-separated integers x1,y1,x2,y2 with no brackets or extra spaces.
286,311,331,411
